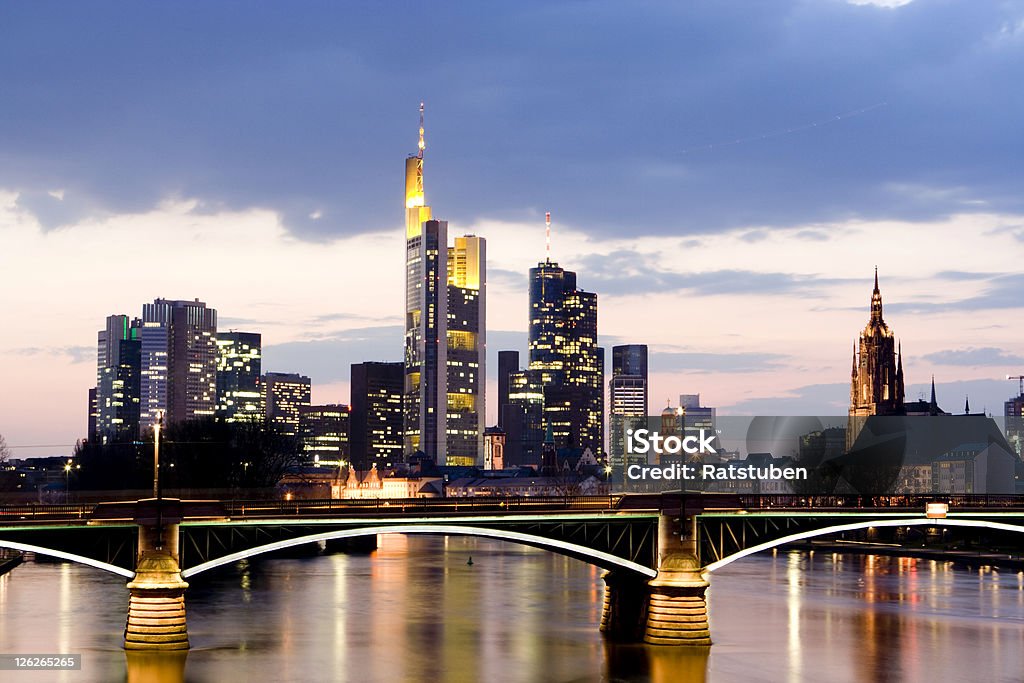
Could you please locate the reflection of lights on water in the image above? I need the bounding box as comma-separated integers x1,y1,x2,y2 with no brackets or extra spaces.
59,562,71,654
786,552,802,683
240,561,252,602
333,553,348,675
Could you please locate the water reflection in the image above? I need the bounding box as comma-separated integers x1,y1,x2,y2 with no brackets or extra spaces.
1,544,1024,682
124,651,188,683
604,642,709,683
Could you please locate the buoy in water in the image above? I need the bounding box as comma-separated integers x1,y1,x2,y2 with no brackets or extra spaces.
467,556,474,566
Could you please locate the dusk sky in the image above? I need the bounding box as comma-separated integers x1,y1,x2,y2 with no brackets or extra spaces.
2,1,1024,457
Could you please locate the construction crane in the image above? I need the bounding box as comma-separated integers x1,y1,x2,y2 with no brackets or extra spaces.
1008,375,1024,397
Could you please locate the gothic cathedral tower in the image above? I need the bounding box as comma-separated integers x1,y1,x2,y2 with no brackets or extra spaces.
847,269,905,450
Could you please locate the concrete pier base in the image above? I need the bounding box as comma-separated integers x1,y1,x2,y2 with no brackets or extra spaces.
124,550,190,650
599,571,650,642
643,553,711,646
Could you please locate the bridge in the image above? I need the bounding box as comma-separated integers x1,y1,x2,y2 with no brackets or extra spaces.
2,493,1024,650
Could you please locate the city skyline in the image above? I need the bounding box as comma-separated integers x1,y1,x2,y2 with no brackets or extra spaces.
3,1,1024,456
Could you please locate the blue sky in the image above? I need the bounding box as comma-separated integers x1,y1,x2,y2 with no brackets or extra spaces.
2,0,1024,455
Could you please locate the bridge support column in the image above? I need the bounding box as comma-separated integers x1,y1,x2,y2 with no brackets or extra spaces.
124,549,190,650
600,571,649,642
643,514,711,646
125,503,189,651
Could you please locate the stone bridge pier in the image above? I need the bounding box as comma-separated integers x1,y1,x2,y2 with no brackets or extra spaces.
601,514,711,647
124,500,190,651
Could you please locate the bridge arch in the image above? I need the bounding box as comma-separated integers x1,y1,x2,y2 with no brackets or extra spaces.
180,524,659,579
0,539,135,578
703,517,1024,573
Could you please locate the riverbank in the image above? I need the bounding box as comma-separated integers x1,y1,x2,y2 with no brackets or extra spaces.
785,539,1024,570
0,551,23,576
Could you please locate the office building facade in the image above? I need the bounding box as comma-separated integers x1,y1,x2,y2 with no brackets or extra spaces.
140,298,218,427
609,344,648,469
216,331,263,422
350,362,404,469
264,372,311,437
299,404,350,467
95,314,143,443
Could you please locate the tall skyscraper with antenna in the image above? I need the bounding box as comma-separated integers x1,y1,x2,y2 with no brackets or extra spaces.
507,214,603,461
402,104,485,465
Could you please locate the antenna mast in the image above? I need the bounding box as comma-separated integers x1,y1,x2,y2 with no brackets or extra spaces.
545,211,551,263
418,102,425,159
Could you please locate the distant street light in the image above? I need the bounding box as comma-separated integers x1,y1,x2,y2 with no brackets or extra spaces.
64,460,72,499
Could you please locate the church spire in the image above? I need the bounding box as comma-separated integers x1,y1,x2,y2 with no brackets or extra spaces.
929,375,937,415
870,267,884,324
965,395,971,415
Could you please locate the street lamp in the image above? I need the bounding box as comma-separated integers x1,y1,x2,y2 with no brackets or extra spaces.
64,460,72,500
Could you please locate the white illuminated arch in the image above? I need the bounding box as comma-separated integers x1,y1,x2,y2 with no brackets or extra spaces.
0,539,135,578
181,524,659,579
702,517,1024,573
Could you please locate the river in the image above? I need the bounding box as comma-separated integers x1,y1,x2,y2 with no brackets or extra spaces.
0,536,1022,682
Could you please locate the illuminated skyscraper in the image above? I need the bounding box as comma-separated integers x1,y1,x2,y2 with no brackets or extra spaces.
404,103,442,460
679,393,717,452
446,234,486,466
507,367,545,466
609,344,648,469
299,404,350,467
140,298,218,427
216,331,263,421
402,105,485,465
264,372,311,437
95,314,142,443
526,244,603,454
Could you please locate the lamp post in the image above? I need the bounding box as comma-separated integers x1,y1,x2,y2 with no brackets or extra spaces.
64,460,72,501
153,410,163,499
676,405,686,531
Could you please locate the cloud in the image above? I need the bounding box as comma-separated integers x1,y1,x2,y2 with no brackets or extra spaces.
309,312,402,325
14,190,105,230
262,325,404,384
721,383,850,415
887,273,1024,313
10,346,93,364
575,250,848,297
720,379,1018,420
1,1,1022,240
923,347,1024,367
650,351,789,374
847,0,915,7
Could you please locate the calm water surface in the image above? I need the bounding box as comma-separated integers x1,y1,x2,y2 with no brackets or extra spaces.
1,537,1023,682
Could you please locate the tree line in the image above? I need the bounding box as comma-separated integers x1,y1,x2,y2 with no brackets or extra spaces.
73,418,305,490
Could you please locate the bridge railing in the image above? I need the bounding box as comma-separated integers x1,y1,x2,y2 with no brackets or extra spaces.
223,495,619,518
0,503,94,521
730,494,1024,511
